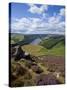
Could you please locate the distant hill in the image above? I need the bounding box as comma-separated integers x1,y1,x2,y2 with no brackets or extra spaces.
10,33,65,56
39,35,65,49
11,33,64,47
11,33,24,44
11,33,47,46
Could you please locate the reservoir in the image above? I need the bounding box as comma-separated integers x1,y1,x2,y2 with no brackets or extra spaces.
31,38,41,45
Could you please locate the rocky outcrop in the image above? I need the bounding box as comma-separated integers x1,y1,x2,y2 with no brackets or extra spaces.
14,46,32,61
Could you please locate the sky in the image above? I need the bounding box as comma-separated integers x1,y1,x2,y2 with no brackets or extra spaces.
10,3,65,35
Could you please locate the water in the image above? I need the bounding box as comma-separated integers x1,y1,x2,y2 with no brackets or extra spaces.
31,38,41,45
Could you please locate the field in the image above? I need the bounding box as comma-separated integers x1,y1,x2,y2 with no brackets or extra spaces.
10,33,65,87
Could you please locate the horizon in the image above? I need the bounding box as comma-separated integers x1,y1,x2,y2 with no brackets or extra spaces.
10,32,65,36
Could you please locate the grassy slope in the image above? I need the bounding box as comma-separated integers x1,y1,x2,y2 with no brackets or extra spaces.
40,36,65,56
40,36,64,48
22,42,65,56
49,40,65,56
22,44,48,56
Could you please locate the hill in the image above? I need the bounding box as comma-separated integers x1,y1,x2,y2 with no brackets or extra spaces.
11,33,65,56
10,34,65,87
22,44,48,56
39,35,65,49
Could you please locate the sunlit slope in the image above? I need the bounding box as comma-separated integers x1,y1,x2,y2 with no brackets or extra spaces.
22,44,48,56
22,41,65,56
49,41,65,56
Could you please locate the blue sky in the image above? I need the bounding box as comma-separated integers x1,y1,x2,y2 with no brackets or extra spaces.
10,3,65,34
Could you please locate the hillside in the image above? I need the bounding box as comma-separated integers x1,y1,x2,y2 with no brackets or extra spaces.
22,44,48,56
11,33,65,56
10,33,65,87
39,35,65,49
11,55,65,87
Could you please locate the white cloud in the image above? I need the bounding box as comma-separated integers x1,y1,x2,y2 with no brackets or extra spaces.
48,16,60,24
11,7,65,35
11,15,65,35
28,4,48,14
59,8,65,16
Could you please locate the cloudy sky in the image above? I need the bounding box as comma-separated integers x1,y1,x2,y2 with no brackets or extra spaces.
10,3,65,35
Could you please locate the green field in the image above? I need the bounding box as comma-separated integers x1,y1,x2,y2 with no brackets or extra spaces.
22,43,65,56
